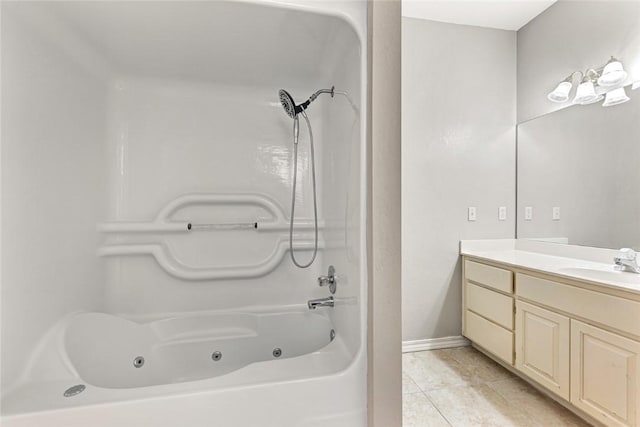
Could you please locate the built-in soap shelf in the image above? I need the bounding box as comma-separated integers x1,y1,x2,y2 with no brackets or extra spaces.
98,193,324,281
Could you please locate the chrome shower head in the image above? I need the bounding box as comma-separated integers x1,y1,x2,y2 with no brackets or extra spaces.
278,86,334,118
279,89,298,119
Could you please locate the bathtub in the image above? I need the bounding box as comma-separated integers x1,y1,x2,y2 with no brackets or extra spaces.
1,0,367,425
65,310,334,388
2,307,364,426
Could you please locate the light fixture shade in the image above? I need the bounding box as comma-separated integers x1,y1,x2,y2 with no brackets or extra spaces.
547,81,572,103
574,81,602,104
597,60,627,87
602,87,630,107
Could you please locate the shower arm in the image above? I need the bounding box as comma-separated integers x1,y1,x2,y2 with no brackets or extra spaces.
309,86,335,102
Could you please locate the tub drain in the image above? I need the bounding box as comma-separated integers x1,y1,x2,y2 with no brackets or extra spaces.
272,348,282,358
330,329,336,341
63,384,85,397
133,356,145,368
211,351,222,361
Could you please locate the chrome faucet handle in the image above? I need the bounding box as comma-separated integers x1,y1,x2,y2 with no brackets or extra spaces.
317,265,337,294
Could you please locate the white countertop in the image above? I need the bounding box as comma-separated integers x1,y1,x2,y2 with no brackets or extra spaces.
460,239,640,294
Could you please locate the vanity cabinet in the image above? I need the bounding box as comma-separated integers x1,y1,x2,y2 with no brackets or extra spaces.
571,320,640,427
515,300,570,400
462,256,640,427
462,260,514,364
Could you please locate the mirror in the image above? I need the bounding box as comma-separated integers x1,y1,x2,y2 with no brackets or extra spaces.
517,87,640,250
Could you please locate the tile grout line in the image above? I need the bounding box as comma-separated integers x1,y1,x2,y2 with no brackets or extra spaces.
422,389,454,427
403,368,454,426
402,371,422,395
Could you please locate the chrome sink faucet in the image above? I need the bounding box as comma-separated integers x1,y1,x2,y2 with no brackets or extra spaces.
614,248,640,274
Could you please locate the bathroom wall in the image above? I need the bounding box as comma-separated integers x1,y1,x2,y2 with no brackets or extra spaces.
401,0,640,344
33,1,360,321
1,4,109,391
517,0,640,123
101,77,327,316
401,18,516,343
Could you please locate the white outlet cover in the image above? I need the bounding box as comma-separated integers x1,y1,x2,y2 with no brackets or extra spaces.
524,206,533,221
498,206,507,221
468,207,477,221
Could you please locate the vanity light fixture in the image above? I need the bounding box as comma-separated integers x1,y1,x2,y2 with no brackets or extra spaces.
597,57,627,87
547,79,573,103
574,70,603,105
602,86,630,107
547,56,632,107
547,71,581,103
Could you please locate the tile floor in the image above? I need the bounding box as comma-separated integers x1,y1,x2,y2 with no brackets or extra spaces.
403,347,592,427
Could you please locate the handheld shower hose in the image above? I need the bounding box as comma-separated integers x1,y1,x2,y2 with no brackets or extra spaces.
289,111,318,268
278,87,334,268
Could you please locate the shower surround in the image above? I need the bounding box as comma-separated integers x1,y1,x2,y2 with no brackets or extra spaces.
0,1,366,426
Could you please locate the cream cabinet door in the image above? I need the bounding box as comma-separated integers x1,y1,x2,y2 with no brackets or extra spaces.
571,319,640,427
515,300,570,400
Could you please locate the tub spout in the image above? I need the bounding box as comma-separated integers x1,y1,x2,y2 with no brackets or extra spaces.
307,296,334,310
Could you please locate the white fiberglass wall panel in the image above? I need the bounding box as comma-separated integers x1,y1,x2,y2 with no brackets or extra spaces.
1,3,109,392
319,24,363,358
103,78,326,316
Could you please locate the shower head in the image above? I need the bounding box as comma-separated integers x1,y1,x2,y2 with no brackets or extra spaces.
279,89,302,119
278,86,335,118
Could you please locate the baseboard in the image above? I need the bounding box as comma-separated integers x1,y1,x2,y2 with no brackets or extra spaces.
402,336,470,353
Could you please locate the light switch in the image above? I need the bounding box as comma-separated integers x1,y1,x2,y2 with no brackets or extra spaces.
553,207,561,220
498,206,507,221
525,206,533,221
468,207,477,221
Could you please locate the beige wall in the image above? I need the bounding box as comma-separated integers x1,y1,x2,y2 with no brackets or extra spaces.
401,18,516,343
367,0,402,426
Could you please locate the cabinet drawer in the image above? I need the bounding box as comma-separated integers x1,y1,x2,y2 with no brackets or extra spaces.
466,282,513,330
465,260,513,294
465,310,513,364
517,273,640,339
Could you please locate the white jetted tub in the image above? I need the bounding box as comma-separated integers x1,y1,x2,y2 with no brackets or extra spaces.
2,307,361,426
65,311,334,388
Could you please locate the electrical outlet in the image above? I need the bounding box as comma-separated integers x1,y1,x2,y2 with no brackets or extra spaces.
468,207,477,221
498,206,507,221
524,206,533,221
553,207,561,220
